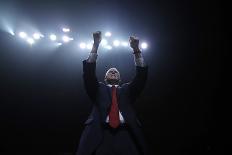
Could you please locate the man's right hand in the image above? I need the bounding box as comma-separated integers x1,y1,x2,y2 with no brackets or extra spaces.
93,31,102,46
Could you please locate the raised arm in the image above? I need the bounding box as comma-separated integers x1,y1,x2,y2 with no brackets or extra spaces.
127,36,148,101
83,31,102,101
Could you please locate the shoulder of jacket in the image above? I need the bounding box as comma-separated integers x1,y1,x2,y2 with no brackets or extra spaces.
98,82,106,86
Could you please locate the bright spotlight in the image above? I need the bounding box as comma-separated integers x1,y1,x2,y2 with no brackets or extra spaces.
27,38,35,45
4,25,15,36
141,42,148,49
105,45,112,50
50,34,57,41
33,33,43,40
62,36,73,43
105,32,112,37
79,42,86,49
9,30,15,36
62,28,70,32
86,43,93,50
57,43,62,46
113,40,120,47
101,39,108,46
19,32,27,38
121,41,128,47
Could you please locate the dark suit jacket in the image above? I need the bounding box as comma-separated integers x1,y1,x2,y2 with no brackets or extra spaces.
76,60,148,155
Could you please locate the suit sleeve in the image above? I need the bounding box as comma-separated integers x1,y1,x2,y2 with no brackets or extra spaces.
128,66,148,101
83,60,99,101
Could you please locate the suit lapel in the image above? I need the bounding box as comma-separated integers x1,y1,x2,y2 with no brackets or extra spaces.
116,86,121,104
107,86,112,99
106,86,112,111
117,86,123,112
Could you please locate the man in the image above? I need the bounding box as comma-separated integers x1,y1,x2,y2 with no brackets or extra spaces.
76,31,149,155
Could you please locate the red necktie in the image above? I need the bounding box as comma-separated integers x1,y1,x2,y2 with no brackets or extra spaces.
109,85,120,128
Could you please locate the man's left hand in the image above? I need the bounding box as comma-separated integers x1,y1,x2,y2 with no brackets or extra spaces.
129,36,140,51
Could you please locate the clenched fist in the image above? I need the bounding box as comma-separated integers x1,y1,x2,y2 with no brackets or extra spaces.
129,36,140,51
93,31,102,45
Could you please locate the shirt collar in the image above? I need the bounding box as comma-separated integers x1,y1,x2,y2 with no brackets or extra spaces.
107,84,119,88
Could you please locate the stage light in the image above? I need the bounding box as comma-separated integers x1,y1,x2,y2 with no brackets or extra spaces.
141,42,148,49
9,30,15,36
27,38,35,45
105,45,112,50
3,24,15,36
121,41,128,47
101,39,108,46
113,40,120,47
33,33,43,40
62,28,70,32
79,42,86,49
105,32,111,37
62,36,73,43
50,34,57,41
86,43,92,50
63,36,69,42
19,32,27,38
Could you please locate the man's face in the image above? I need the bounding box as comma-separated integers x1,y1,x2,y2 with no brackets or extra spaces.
105,68,120,84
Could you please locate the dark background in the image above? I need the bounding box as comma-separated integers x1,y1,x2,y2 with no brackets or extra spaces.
0,0,223,154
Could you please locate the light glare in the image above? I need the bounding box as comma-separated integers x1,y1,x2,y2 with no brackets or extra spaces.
141,42,148,49
113,40,120,46
62,28,70,32
62,36,73,42
105,32,112,37
105,45,112,50
63,36,69,42
27,38,35,44
121,41,128,47
50,34,57,41
86,43,92,49
19,32,27,38
9,30,15,36
79,42,86,49
33,33,42,40
101,39,108,46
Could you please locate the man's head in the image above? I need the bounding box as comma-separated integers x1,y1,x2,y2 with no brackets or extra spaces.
104,68,121,85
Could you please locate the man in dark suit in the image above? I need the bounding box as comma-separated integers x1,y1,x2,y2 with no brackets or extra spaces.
76,31,149,155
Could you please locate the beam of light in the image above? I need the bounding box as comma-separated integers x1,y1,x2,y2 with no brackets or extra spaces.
19,32,27,39
9,30,15,36
0,18,15,36
121,41,128,47
105,45,112,50
27,38,35,45
113,40,120,47
33,33,43,40
62,36,73,43
62,28,70,32
57,43,62,46
141,42,148,49
86,43,93,50
105,32,111,37
101,39,108,46
50,34,57,41
79,42,86,49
